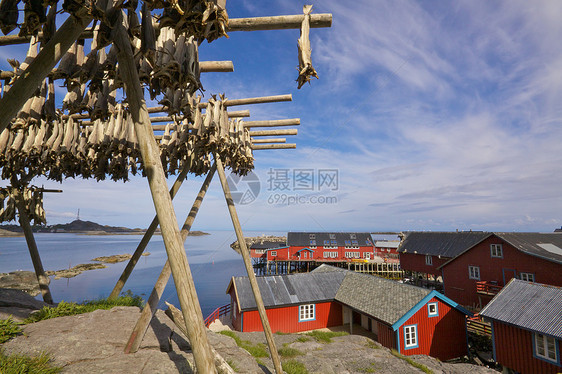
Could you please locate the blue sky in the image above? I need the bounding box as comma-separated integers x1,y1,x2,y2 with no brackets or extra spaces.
1,0,561,233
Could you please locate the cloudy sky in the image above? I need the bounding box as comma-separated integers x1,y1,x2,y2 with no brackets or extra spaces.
2,0,561,233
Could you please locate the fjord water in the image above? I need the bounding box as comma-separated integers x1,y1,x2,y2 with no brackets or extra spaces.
0,231,282,317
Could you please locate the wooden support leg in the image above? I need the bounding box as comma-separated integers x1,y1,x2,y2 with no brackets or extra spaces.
0,9,92,131
125,164,216,354
215,156,283,374
13,190,53,304
113,23,215,373
109,160,192,300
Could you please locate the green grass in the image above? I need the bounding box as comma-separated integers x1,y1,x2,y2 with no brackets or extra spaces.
278,346,304,358
218,330,269,358
0,350,62,374
0,317,22,344
226,359,239,372
390,349,433,374
274,331,289,335
305,330,348,343
24,292,144,323
295,335,311,343
282,359,308,374
364,339,380,349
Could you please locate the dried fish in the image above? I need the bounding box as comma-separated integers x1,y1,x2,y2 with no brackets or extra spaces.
297,5,318,89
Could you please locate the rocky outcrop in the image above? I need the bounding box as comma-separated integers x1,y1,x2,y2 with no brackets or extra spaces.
0,288,49,321
0,271,43,296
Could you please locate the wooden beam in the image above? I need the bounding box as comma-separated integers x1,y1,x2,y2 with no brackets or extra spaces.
109,159,192,301
249,129,297,136
252,144,296,150
244,118,300,128
13,189,53,304
228,13,332,31
226,110,250,118
250,138,286,143
224,94,292,107
113,21,216,373
125,164,216,354
199,60,234,72
0,9,92,132
1,61,234,80
215,156,283,374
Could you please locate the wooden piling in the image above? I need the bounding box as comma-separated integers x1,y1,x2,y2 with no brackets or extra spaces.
113,22,215,373
244,118,300,128
125,164,216,354
12,189,53,304
248,129,297,137
215,156,283,374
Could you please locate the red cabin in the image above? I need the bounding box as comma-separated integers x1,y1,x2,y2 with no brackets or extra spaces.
374,240,401,263
265,232,375,262
398,231,490,277
480,279,562,374
249,240,286,260
226,265,471,361
439,233,562,309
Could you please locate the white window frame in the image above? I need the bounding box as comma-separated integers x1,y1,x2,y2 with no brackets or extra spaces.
427,302,438,317
270,251,277,257
299,304,315,322
534,333,557,363
425,255,433,266
254,249,266,254
468,265,480,280
404,325,418,349
520,272,535,282
490,244,503,258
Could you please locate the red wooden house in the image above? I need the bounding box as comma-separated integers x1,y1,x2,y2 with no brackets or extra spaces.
226,265,472,361
265,232,374,262
397,231,490,277
480,279,562,374
374,240,401,263
249,240,286,260
439,233,562,308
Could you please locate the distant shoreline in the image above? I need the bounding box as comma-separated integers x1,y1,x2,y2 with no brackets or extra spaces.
0,230,210,237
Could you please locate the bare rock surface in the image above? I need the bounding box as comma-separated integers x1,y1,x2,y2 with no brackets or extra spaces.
0,271,43,296
0,287,50,321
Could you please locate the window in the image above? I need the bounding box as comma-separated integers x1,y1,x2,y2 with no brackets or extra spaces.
425,255,433,266
329,233,336,240
404,325,418,349
427,302,438,317
534,333,557,363
364,252,371,260
299,304,315,321
302,252,307,259
310,239,316,247
351,240,359,247
490,244,503,258
350,233,356,239
520,272,535,282
468,266,480,280
309,234,316,240
255,249,266,254
270,251,277,257
331,240,338,247
344,240,351,247
323,251,337,258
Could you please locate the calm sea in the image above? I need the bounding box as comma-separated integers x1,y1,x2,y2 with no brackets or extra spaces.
0,231,284,317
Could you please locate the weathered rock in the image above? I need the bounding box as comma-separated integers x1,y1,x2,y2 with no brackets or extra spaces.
46,263,107,279
0,288,49,321
0,271,44,296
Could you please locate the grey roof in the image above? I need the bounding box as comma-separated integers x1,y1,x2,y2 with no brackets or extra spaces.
398,231,490,258
334,272,431,326
375,240,400,249
494,232,562,264
287,232,374,247
480,279,562,339
231,271,347,311
250,240,287,250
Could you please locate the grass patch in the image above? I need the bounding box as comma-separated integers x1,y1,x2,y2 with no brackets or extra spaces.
0,349,62,374
282,359,308,374
226,359,239,372
295,335,311,343
255,358,265,367
305,330,348,343
218,330,269,358
278,346,304,358
391,349,433,374
0,317,22,344
24,292,144,324
274,331,289,335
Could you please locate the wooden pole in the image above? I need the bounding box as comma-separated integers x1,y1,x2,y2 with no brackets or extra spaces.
199,61,234,72
228,13,332,31
214,156,283,374
225,110,250,118
244,118,300,128
12,189,53,304
113,22,215,373
0,9,92,132
250,138,286,144
249,129,297,136
125,164,216,354
108,159,192,300
252,144,296,150
224,94,292,107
